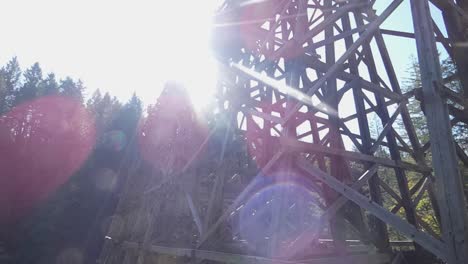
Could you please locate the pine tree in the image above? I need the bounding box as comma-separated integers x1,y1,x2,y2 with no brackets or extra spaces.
15,62,43,105
2,57,21,92
400,56,428,142
0,71,8,114
86,89,103,109
0,57,22,112
112,93,142,135
401,56,467,148
41,73,59,96
59,77,83,101
139,82,207,175
396,56,468,236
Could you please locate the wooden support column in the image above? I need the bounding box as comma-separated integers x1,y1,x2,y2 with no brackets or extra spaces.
297,157,448,261
410,1,468,263
340,8,390,251
323,0,347,253
436,0,468,97
355,10,421,253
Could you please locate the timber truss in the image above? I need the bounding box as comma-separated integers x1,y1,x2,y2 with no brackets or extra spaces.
100,0,468,264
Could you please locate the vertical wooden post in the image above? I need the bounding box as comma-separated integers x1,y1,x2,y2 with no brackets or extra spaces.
410,1,468,263
439,1,468,97
340,9,390,252
356,9,421,252
323,0,347,254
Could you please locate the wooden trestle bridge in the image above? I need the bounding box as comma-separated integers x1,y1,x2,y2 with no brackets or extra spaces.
99,0,468,263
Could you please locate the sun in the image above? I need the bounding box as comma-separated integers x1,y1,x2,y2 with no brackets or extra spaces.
155,1,221,111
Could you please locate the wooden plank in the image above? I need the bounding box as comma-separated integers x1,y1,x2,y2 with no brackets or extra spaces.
369,104,403,153
380,28,450,42
374,29,425,161
356,11,421,247
301,56,405,102
380,180,403,204
410,1,468,263
282,0,404,125
185,191,204,236
431,0,468,21
350,10,391,251
322,1,347,253
305,24,367,51
197,150,284,248
122,241,390,264
297,157,448,262
285,165,380,257
281,137,431,173
391,176,428,214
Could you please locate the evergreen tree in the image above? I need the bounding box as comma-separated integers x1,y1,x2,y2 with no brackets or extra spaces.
401,56,467,148
0,57,22,112
111,93,142,136
0,71,7,114
86,89,103,109
42,73,59,96
0,57,147,264
399,56,428,143
15,62,43,105
2,57,21,92
59,77,83,101
395,56,468,237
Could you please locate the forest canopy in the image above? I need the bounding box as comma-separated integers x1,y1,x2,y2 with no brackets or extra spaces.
0,57,199,264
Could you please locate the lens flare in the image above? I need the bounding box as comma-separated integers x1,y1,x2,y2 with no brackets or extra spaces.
239,0,305,61
238,178,322,257
0,96,95,223
138,83,209,175
104,130,127,152
94,168,118,192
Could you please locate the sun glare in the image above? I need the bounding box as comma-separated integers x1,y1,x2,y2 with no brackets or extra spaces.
0,0,222,110
156,1,220,111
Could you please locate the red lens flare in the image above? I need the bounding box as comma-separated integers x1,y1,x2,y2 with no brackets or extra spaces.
138,83,208,175
243,101,303,173
0,96,96,223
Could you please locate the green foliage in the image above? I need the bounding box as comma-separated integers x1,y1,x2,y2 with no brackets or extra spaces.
15,62,43,105
391,55,466,240
0,57,21,113
59,77,84,101
42,73,59,96
0,57,143,263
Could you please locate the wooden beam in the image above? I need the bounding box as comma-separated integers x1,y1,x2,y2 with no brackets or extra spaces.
121,241,390,264
282,0,404,125
296,157,448,262
285,165,380,257
430,0,468,21
410,1,468,263
185,191,204,237
369,104,403,154
197,150,284,248
391,176,428,214
380,28,450,43
281,137,431,173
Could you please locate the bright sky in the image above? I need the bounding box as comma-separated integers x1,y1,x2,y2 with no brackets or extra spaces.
0,0,220,107
0,0,446,108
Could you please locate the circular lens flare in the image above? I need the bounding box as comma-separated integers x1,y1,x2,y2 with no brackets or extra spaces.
0,96,95,223
239,178,322,258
